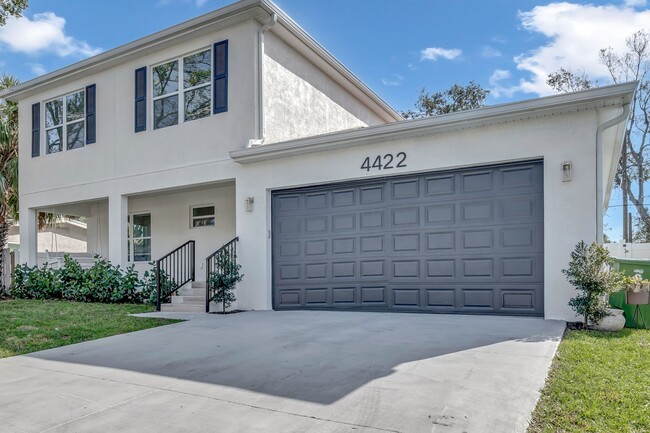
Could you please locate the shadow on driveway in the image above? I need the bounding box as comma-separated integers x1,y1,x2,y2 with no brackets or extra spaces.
21,310,563,405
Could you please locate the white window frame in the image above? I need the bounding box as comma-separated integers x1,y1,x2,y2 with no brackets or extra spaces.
128,213,152,263
151,47,213,130
44,89,86,155
190,204,216,229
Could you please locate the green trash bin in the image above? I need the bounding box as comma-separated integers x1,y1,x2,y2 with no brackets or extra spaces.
611,258,650,329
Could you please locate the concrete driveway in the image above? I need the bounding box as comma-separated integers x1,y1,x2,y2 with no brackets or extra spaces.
0,311,564,433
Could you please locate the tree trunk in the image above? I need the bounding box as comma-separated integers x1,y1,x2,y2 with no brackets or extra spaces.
0,221,9,293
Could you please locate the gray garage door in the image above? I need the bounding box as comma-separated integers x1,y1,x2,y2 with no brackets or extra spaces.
272,161,544,316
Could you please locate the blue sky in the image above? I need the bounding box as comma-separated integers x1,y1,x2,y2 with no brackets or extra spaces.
1,0,650,239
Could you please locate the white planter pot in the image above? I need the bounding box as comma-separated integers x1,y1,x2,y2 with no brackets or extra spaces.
593,308,626,332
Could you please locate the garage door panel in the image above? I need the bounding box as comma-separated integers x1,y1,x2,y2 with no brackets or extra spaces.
272,161,544,316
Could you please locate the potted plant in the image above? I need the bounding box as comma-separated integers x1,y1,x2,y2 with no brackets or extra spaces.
563,241,625,331
624,274,650,305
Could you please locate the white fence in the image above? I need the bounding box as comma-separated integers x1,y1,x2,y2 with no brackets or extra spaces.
605,242,650,259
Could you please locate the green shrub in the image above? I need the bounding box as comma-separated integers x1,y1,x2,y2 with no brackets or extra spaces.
563,241,624,327
9,255,168,304
209,251,243,313
139,263,177,305
10,264,60,300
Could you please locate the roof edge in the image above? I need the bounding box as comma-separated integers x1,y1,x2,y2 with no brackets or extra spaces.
230,81,638,164
0,0,402,121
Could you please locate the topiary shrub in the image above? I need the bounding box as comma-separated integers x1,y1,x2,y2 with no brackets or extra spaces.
209,251,243,313
563,241,624,327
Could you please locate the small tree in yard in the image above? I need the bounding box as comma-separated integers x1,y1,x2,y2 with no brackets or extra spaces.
563,241,623,328
209,251,243,314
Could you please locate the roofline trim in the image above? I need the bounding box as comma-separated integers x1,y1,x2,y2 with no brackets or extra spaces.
230,81,638,164
0,0,402,121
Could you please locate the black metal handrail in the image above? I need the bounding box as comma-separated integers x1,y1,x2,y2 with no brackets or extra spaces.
156,240,195,311
205,237,239,313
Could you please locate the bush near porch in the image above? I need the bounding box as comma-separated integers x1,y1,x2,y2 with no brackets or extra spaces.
8,255,176,305
0,299,180,358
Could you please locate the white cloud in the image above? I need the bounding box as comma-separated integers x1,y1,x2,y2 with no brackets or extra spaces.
420,47,462,61
381,74,404,87
0,12,101,58
481,45,502,58
196,0,209,6
624,0,647,8
507,3,650,96
489,69,511,85
489,69,519,98
28,63,47,76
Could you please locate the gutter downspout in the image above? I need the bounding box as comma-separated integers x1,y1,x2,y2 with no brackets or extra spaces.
596,102,631,243
248,13,277,148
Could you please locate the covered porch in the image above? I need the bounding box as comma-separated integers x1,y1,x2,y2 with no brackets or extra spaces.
19,180,237,309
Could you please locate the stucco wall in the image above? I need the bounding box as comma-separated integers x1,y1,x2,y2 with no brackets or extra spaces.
233,110,600,321
127,183,236,275
18,19,257,199
263,31,384,144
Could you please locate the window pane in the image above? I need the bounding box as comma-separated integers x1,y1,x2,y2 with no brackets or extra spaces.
153,61,178,97
192,206,214,217
193,217,215,227
66,91,85,122
184,86,211,122
183,50,211,89
153,95,178,129
133,238,151,262
46,127,63,154
45,98,63,128
132,214,151,237
67,121,85,150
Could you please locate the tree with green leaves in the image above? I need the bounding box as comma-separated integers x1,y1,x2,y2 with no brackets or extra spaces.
402,81,489,119
563,241,623,327
547,30,650,242
209,250,243,314
0,0,28,26
0,74,19,291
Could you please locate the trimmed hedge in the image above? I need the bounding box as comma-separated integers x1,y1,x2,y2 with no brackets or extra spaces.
9,255,176,304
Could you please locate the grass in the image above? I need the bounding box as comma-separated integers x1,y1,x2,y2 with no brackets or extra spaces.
528,328,650,433
0,299,180,358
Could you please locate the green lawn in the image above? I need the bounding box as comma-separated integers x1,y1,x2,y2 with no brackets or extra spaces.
528,328,650,433
0,299,180,358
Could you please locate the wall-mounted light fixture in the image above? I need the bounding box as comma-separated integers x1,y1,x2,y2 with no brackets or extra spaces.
562,161,572,182
244,197,255,212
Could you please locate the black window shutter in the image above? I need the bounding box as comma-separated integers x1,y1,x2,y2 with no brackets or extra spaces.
86,84,96,144
31,103,40,157
135,67,147,132
213,40,228,114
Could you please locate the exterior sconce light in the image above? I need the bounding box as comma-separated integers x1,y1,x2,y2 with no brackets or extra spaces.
562,161,572,182
244,197,255,212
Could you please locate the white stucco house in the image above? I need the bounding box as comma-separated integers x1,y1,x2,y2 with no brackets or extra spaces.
0,0,635,320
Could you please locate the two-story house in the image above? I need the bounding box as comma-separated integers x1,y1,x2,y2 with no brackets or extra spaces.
0,0,635,321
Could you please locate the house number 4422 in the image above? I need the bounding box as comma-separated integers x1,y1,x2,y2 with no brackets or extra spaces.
361,152,407,172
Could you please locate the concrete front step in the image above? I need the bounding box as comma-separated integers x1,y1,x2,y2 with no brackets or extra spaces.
176,287,205,297
171,295,203,304
161,303,205,313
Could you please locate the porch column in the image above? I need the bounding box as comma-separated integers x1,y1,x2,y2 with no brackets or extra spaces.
108,194,128,268
19,206,37,265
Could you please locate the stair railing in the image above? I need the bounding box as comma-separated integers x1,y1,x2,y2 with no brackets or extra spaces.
205,237,239,313
155,240,196,311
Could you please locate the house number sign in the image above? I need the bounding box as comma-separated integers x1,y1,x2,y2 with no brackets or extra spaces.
360,152,407,172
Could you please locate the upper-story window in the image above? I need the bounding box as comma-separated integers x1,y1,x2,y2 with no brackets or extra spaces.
44,89,86,154
152,48,212,130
